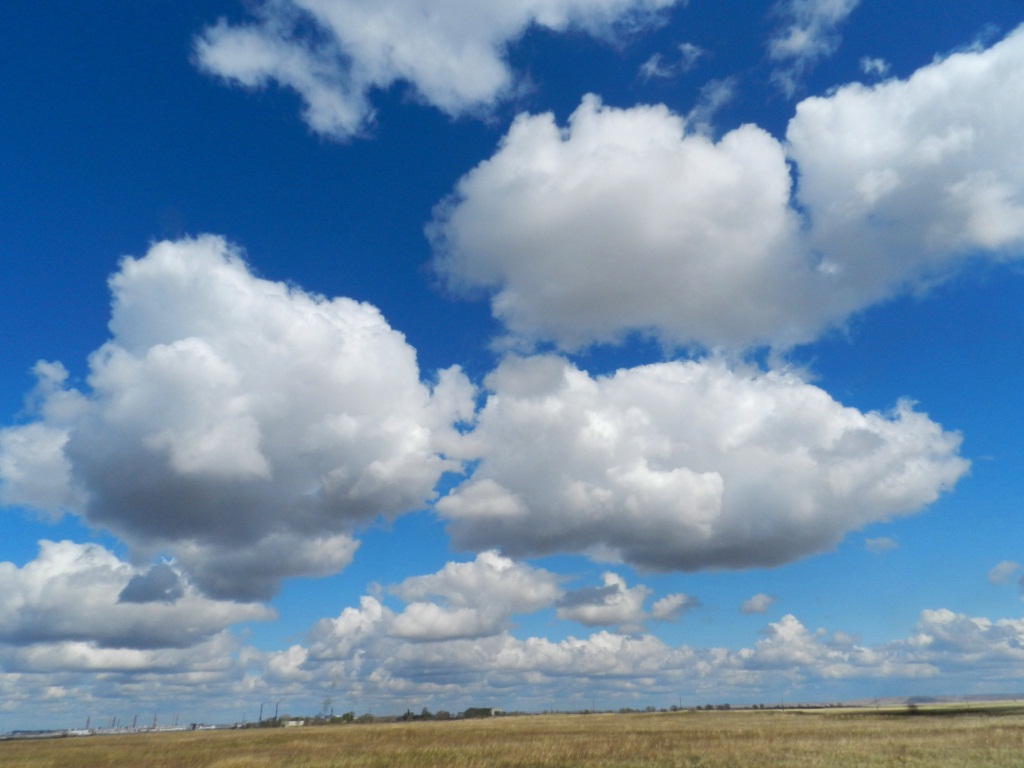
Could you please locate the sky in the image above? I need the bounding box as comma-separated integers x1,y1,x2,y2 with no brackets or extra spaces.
1,0,1024,731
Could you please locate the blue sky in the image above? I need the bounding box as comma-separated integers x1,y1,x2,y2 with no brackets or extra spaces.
2,0,1024,730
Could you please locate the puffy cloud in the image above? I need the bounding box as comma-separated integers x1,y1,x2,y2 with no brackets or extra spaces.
557,572,650,629
195,0,680,139
279,601,1024,712
0,631,243,675
11,595,1024,727
389,551,562,640
433,28,1024,352
0,541,271,651
311,553,563,648
768,0,860,96
650,592,699,621
0,236,474,600
788,25,1024,308
432,95,812,350
907,609,1024,666
437,355,967,572
988,561,1019,584
740,593,776,614
393,551,561,613
0,363,86,516
308,595,391,661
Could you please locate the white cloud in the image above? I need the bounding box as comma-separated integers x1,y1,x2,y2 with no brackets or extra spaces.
788,25,1024,305
768,0,860,96
281,604,1024,712
907,609,1024,666
0,541,270,650
433,28,1024,352
432,95,812,350
1,632,243,675
638,42,706,80
639,53,673,80
987,561,1019,585
678,42,706,71
392,550,562,615
740,593,776,614
557,572,650,630
0,236,474,600
310,553,564,648
864,536,898,555
195,0,680,139
10,595,1024,727
859,56,890,78
437,355,967,572
685,77,737,134
650,592,700,621
389,551,563,640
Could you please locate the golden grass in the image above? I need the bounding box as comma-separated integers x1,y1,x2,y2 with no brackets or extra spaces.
4,706,1024,768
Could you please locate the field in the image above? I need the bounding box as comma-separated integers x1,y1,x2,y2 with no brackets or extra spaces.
4,705,1024,768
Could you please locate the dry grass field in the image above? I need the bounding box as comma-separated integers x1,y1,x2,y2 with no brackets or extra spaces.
3,705,1024,768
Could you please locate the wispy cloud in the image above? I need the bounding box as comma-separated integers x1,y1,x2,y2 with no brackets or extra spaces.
196,0,682,139
768,0,860,96
865,537,899,555
639,42,707,80
988,560,1020,584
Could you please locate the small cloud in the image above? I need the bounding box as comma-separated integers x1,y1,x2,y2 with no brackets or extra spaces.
741,593,776,614
678,42,707,72
638,43,707,81
859,56,890,78
651,593,701,621
686,77,737,133
639,53,674,81
556,573,649,629
768,0,861,96
988,560,1019,584
865,536,899,555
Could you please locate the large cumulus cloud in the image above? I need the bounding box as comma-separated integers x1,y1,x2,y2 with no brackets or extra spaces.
195,0,680,139
432,27,1024,351
0,236,474,600
788,24,1024,300
432,95,813,350
437,356,967,571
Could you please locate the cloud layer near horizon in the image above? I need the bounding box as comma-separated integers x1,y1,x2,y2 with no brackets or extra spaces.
433,26,1024,351
6,544,1024,721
